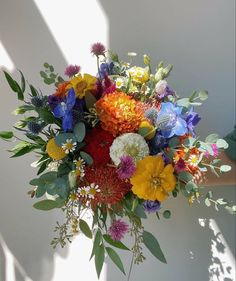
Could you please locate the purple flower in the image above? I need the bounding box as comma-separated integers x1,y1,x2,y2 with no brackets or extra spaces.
155,80,174,100
143,200,161,213
91,42,106,56
117,155,136,179
64,65,81,77
53,88,76,132
156,102,187,138
99,62,114,79
108,219,129,241
185,108,201,137
47,95,61,110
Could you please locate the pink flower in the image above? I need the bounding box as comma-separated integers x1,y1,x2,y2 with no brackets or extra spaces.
117,155,136,179
204,143,219,158
108,219,129,241
64,65,81,77
91,42,106,56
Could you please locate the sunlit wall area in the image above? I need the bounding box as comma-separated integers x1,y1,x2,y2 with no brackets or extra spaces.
0,0,108,280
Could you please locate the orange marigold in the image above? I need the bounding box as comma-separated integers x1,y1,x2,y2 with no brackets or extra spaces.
95,91,144,136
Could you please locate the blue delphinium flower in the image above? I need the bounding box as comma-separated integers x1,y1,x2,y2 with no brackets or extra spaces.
53,88,76,132
185,108,201,137
99,62,114,79
156,102,187,138
143,200,161,213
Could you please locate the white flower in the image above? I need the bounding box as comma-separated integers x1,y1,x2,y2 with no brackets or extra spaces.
110,133,149,166
77,186,89,197
115,77,127,89
46,160,62,172
87,183,101,199
73,157,85,170
62,139,77,154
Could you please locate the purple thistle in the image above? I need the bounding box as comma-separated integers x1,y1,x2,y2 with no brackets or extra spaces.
117,155,136,179
108,219,129,241
64,64,81,77
143,200,161,213
91,42,106,56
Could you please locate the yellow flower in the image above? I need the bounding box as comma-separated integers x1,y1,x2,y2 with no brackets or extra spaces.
67,74,97,98
128,66,149,84
139,120,156,140
131,155,176,201
46,138,66,160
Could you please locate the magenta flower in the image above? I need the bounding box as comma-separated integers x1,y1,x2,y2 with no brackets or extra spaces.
64,64,81,77
204,143,219,158
91,42,106,56
108,219,129,241
117,155,136,180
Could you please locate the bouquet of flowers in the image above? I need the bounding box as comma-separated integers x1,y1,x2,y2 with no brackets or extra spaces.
1,42,235,279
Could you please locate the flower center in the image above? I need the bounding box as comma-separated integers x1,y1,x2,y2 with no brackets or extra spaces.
76,80,87,93
151,176,162,188
126,145,139,158
65,143,73,150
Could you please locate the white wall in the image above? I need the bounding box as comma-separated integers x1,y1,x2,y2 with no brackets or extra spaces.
0,0,235,281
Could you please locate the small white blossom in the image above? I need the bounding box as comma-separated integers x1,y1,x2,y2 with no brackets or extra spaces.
62,139,77,154
87,183,101,199
77,186,89,198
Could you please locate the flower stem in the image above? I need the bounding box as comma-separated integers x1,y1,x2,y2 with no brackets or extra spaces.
127,252,134,281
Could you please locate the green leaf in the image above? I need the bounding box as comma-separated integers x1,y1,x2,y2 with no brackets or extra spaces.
85,92,97,109
168,137,179,148
138,127,149,137
198,90,208,101
178,171,193,183
38,108,55,124
55,133,77,146
74,122,86,142
40,171,57,182
185,181,198,192
43,78,55,85
216,139,229,149
35,184,47,198
79,219,93,239
220,165,231,173
80,151,93,165
176,98,190,108
163,210,171,219
44,62,50,68
103,234,129,250
0,131,14,140
106,247,126,275
68,171,77,188
55,177,68,199
33,199,58,210
143,231,167,263
12,105,34,115
30,85,38,96
40,71,48,79
134,204,147,219
19,70,26,93
3,71,19,92
206,134,218,145
90,230,102,260
205,198,211,207
10,145,37,157
95,245,105,279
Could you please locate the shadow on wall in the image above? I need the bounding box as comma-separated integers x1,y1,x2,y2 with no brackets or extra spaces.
0,0,69,280
98,1,235,280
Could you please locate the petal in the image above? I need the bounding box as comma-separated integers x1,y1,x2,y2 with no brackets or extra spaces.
62,112,73,132
53,104,66,118
66,88,76,109
174,117,187,136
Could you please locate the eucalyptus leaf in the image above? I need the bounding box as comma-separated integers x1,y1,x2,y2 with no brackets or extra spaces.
74,122,86,142
90,230,102,260
216,139,229,149
134,204,147,219
163,210,171,219
143,231,167,263
106,247,126,275
205,198,211,207
198,90,208,101
176,98,190,108
33,199,58,210
79,219,93,239
220,165,231,173
55,133,77,146
35,184,47,198
103,234,129,250
80,151,93,165
95,245,105,278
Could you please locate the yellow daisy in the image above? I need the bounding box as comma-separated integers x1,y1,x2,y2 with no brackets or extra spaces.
67,74,97,98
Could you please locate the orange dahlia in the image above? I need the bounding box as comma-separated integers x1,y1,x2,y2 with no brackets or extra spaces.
54,81,70,98
95,91,144,136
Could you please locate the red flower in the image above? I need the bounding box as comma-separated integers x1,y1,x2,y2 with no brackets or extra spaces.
85,166,131,205
84,126,114,166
